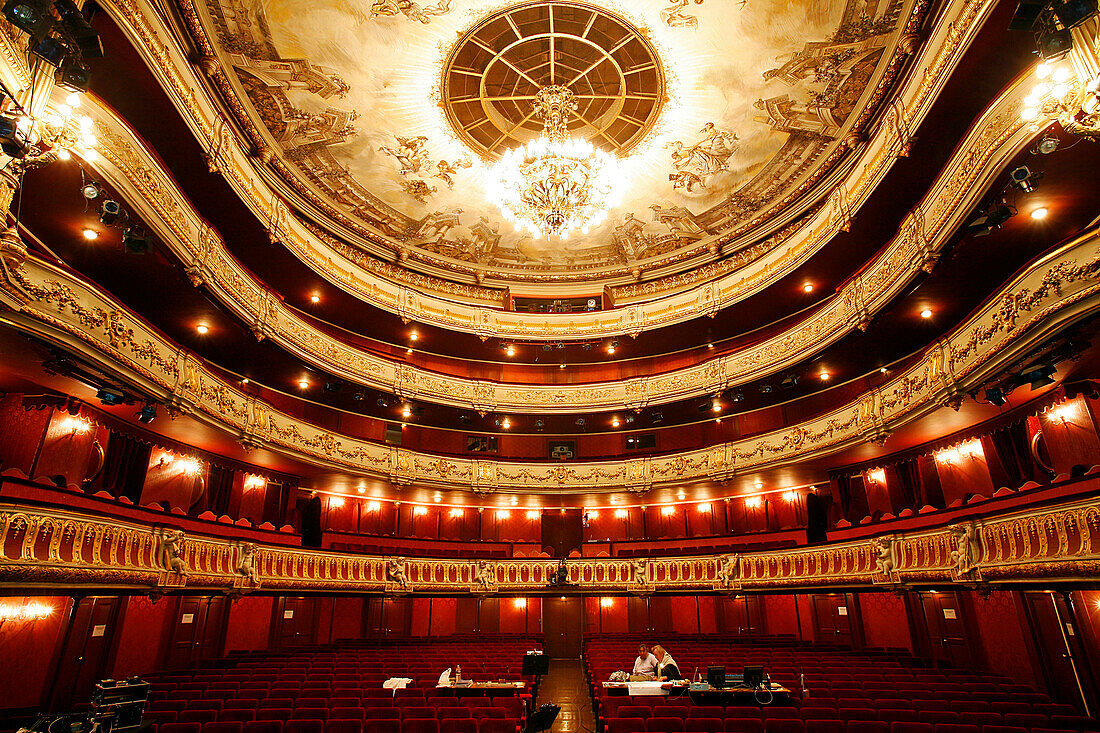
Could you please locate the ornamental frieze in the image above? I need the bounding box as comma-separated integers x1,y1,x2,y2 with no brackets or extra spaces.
2,497,1097,592
93,0,991,334
3,228,1100,492
76,66,1034,414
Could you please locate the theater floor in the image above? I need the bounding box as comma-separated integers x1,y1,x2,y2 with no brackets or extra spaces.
537,660,597,733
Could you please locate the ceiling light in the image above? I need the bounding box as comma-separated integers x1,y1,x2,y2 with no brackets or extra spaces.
1031,206,1049,220
81,227,98,240
298,379,309,389
707,343,714,349
559,364,566,369
510,496,519,506
487,86,619,240
611,417,620,427
819,371,830,381
501,417,511,429
401,405,412,418
356,486,366,494
505,344,516,357
879,367,888,374
676,490,686,500
310,294,320,303
920,308,932,318
753,480,763,489
803,283,814,293
409,330,419,341
196,323,209,335
57,149,71,161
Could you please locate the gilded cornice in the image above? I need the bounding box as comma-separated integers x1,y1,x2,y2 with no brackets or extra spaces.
2,228,1099,493
0,496,1096,593
86,0,997,340
77,68,1035,414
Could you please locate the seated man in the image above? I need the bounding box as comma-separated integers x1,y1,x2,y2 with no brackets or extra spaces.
631,644,658,679
653,645,683,681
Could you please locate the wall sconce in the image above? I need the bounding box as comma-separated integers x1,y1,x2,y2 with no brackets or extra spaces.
865,468,886,485
1048,401,1080,424
660,505,676,516
243,475,265,491
782,491,798,503
586,509,599,519
513,598,527,609
696,503,712,513
745,497,762,509
935,439,984,465
525,509,540,520
366,501,382,512
178,458,202,476
600,597,614,608
449,508,464,518
614,508,628,519
496,509,511,519
59,415,92,435
412,506,428,516
329,497,345,508
0,601,53,621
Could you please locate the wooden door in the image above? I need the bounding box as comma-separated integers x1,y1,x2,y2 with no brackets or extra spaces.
165,596,208,669
1024,591,1097,714
720,595,766,635
920,591,974,669
49,597,120,711
812,594,854,647
199,596,228,663
273,597,311,649
543,597,583,658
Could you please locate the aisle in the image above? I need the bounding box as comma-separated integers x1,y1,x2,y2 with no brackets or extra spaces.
533,659,597,733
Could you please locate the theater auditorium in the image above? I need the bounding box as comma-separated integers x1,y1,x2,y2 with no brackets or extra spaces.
0,0,1098,732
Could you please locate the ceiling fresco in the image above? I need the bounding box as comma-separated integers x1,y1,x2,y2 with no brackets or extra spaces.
193,0,916,282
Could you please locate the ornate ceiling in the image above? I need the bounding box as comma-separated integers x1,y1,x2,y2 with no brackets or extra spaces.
185,0,920,284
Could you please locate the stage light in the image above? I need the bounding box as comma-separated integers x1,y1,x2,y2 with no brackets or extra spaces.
967,202,1016,236
1022,363,1057,390
55,59,91,93
2,0,53,38
136,404,156,424
95,387,125,406
122,228,150,254
99,199,120,226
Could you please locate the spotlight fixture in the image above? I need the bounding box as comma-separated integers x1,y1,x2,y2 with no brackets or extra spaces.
122,227,149,254
352,392,364,401
54,0,104,58
95,387,125,406
575,417,586,427
323,381,341,393
729,391,744,402
1039,27,1074,59
80,182,99,199
759,384,774,394
55,59,91,93
985,387,1007,406
1021,363,1057,389
1010,166,1040,193
0,116,29,158
99,199,121,225
534,419,545,431
136,403,156,424
1035,134,1061,154
967,201,1016,236
376,397,390,408
458,413,473,426
32,34,67,66
650,411,663,424
1052,0,1098,29
780,373,799,390
2,0,53,39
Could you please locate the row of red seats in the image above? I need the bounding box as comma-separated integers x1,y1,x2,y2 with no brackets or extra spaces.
147,707,520,724
154,719,516,733
151,696,522,711
605,720,1083,733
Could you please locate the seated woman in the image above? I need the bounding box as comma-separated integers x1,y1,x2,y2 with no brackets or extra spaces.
652,645,683,681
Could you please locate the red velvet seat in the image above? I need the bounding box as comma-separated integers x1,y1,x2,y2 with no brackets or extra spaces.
607,719,647,733
932,724,978,733
180,712,219,724
476,721,515,733
202,723,244,733
401,709,435,720
949,705,988,715
243,721,282,733
765,720,805,733
323,721,361,733
365,709,401,720
878,711,918,723
256,710,293,723
147,711,178,725
297,700,329,710
1050,716,1100,731
329,709,365,722
980,726,1028,733
1038,705,1077,718
190,703,224,713
330,699,360,709
654,707,688,719
225,702,260,712
725,720,765,733
806,722,846,733
691,708,725,720
889,723,933,733
959,715,1001,728
284,721,323,733
846,722,889,733
430,699,460,708
262,700,298,710
492,699,524,721
1002,714,1047,728
686,719,724,732
220,711,257,724
648,718,686,732
801,709,838,721
436,710,472,720
728,709,763,720
292,710,327,722
438,721,477,733
839,710,877,722
621,707,652,720
763,710,800,721
916,713,958,725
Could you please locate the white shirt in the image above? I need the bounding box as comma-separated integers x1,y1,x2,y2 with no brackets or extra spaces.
632,653,658,676
437,668,451,686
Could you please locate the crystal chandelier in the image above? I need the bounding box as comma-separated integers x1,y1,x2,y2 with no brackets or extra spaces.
487,86,620,240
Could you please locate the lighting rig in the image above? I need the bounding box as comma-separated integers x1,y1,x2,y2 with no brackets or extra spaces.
969,332,1089,406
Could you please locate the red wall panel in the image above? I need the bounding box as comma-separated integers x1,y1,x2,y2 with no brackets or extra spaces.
331,597,364,641
0,596,71,708
430,598,457,636
762,594,799,636
410,598,432,637
670,596,699,634
969,591,1037,687
224,596,273,652
860,593,912,651
141,450,208,511
112,596,171,677
697,596,718,634
0,397,50,475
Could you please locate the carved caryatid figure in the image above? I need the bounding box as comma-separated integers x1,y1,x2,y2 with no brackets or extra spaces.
162,530,189,578
871,536,897,576
387,557,409,589
473,560,496,590
949,522,982,577
237,542,261,587
717,553,740,587
632,558,649,585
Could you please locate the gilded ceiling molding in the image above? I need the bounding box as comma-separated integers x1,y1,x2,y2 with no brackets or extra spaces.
1,496,1097,592
79,70,1035,414
2,228,1098,493
89,0,996,340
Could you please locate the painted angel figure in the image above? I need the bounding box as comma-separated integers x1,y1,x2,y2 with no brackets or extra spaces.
370,0,452,24
379,135,430,175
433,157,472,188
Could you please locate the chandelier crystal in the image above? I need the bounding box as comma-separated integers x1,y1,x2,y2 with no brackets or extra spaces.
487,86,620,240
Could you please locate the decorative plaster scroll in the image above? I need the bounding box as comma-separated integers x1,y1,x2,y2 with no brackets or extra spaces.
1,496,1098,592
93,0,994,338
2,226,1099,492
77,69,1035,414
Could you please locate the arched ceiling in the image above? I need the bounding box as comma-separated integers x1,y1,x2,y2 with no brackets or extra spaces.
181,0,923,286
